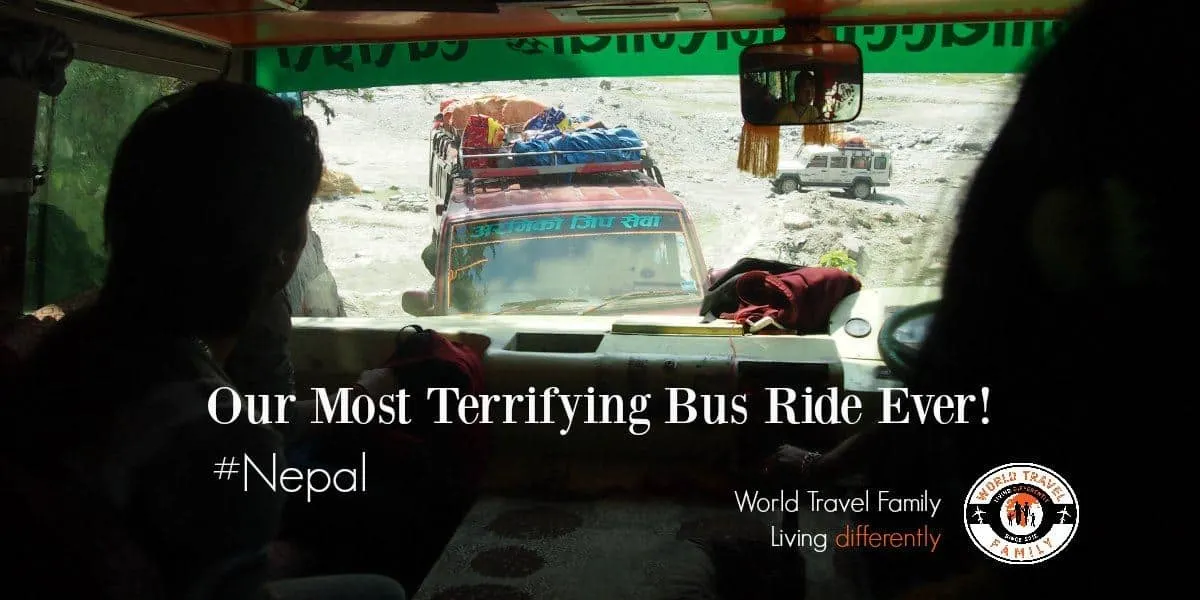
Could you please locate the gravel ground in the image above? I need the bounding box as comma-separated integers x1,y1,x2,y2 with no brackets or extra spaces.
305,74,1017,317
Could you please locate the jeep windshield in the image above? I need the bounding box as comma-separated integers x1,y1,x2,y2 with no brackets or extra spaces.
796,146,830,166
444,209,703,315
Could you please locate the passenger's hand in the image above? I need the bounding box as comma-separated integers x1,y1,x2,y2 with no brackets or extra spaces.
355,368,398,397
32,304,65,321
763,444,823,480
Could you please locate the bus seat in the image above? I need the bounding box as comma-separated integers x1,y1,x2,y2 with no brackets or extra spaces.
0,455,164,599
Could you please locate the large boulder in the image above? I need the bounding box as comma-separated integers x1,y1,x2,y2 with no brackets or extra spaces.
284,227,345,317
316,168,360,200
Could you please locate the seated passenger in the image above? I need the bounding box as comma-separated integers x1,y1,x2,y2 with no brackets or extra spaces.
226,290,487,592
766,0,1164,595
1,81,404,600
773,70,822,124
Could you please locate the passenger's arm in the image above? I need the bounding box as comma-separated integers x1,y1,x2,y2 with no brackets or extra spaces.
282,368,398,442
771,423,914,482
810,428,877,480
284,396,351,441
226,292,296,398
131,387,286,600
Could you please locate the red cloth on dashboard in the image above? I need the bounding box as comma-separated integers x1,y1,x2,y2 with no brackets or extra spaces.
386,330,485,392
720,267,862,334
375,327,490,487
280,326,487,590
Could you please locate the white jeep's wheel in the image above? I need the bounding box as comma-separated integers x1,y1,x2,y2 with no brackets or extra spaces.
778,177,800,193
852,179,871,199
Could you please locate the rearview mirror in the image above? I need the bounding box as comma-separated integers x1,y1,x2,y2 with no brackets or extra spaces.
739,42,863,126
402,290,434,317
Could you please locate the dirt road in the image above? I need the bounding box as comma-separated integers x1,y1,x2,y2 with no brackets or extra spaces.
306,74,1017,317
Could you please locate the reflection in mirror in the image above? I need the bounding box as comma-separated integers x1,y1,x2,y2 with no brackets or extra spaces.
739,42,863,126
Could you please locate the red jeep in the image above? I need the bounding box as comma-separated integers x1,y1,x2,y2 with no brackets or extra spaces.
405,108,709,317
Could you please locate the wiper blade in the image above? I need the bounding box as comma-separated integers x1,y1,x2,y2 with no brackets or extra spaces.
580,289,699,315
493,297,591,314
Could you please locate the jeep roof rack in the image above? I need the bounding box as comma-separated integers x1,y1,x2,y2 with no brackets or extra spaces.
431,124,665,191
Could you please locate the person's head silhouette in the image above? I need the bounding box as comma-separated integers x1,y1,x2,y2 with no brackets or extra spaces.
914,0,1172,445
793,70,817,107
102,81,323,340
910,1,1173,587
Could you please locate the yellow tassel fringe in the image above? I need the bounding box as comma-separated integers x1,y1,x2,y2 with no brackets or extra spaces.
737,122,780,178
804,123,832,146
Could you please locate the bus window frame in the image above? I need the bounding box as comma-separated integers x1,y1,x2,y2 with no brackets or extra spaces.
0,1,235,317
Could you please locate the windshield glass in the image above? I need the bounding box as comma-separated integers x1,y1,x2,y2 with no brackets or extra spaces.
296,73,1013,317
445,210,701,314
797,147,829,166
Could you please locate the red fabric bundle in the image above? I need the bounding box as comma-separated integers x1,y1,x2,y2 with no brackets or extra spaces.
462,114,495,169
720,267,862,334
371,326,491,488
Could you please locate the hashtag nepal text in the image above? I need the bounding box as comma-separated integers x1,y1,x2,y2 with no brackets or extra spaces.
213,452,367,502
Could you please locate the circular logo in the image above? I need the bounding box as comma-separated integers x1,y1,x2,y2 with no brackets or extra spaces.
963,463,1077,565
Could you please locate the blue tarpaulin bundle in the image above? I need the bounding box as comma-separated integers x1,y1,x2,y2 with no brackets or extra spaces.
512,127,643,167
524,106,569,132
525,129,563,143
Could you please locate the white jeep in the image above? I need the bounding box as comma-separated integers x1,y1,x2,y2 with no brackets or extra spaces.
773,142,892,200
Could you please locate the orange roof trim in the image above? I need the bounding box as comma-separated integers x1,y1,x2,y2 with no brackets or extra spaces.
57,0,1083,48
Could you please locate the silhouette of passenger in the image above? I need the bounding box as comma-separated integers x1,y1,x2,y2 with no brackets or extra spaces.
765,0,1171,596
894,0,1171,595
2,81,405,600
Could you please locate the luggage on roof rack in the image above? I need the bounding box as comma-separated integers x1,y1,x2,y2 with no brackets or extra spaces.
432,122,659,182
428,95,666,194
838,135,869,149
439,94,548,131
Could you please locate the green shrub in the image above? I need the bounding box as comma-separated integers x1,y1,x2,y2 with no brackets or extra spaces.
818,249,858,274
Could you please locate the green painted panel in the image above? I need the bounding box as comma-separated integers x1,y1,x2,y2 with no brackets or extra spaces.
256,20,1061,92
